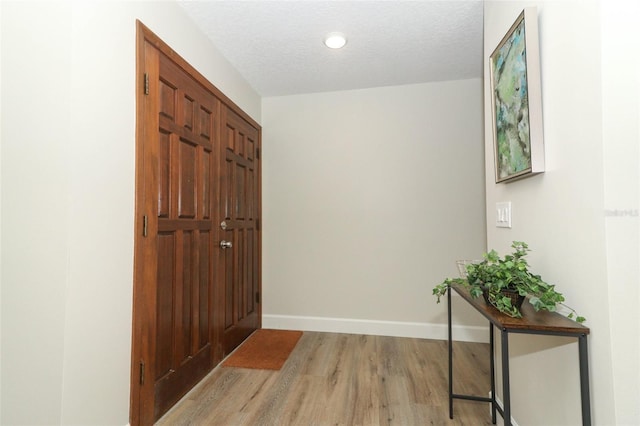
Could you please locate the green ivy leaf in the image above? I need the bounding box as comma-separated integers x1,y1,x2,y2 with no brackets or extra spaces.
470,287,483,298
432,241,585,322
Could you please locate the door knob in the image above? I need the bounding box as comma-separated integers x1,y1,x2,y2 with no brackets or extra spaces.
220,240,232,249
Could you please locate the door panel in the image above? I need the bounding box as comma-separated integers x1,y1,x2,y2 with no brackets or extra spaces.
132,22,261,426
151,53,217,420
220,108,261,356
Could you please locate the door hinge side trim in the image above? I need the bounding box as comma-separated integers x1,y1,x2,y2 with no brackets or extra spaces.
256,147,260,159
256,292,260,304
144,73,150,95
139,360,145,385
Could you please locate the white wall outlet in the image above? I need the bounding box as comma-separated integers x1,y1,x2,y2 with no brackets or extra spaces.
496,202,512,228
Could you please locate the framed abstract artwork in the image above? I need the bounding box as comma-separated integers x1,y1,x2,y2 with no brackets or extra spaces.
490,7,545,183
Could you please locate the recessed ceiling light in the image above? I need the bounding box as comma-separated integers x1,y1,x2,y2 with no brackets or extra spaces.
324,32,347,49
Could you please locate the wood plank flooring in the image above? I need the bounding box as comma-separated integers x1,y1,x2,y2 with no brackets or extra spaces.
157,332,493,425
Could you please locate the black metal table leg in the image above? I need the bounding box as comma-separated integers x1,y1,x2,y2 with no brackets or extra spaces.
490,325,496,424
501,329,511,426
578,334,591,426
448,286,453,419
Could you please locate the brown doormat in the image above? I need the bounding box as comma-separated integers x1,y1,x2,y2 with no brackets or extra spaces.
222,329,303,370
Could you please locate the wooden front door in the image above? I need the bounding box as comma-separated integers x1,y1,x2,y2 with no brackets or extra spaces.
219,107,262,356
131,22,261,426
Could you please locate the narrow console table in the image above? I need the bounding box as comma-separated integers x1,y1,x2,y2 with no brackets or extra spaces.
447,283,591,426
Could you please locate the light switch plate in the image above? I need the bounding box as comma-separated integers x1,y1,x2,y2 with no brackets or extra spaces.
496,202,512,228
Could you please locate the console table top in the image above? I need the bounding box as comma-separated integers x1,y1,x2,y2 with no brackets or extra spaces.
451,283,590,335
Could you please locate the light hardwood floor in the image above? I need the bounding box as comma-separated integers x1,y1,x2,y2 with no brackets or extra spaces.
157,332,493,425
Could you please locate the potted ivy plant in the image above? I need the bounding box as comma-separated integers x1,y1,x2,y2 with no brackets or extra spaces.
433,241,585,323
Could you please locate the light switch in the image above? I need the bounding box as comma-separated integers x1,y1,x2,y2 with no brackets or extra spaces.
496,202,512,228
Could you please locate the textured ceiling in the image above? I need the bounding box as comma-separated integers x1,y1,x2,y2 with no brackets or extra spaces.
178,1,483,97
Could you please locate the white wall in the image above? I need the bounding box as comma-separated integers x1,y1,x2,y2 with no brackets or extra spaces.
262,79,487,339
601,0,640,423
0,1,260,424
0,2,3,422
2,4,72,423
484,1,639,424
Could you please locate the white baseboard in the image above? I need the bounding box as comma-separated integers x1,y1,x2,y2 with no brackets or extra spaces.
262,314,488,343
